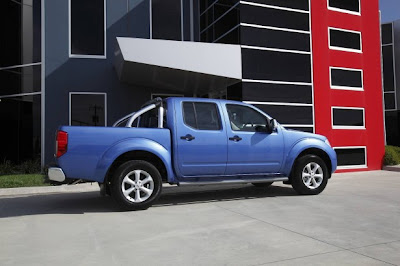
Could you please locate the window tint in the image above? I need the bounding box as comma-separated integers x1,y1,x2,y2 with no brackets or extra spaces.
382,45,395,92
384,93,396,110
328,0,360,13
330,68,363,89
255,104,313,125
70,0,105,56
241,26,310,52
227,104,267,132
242,49,312,82
335,148,366,167
381,24,393,45
138,109,159,128
248,0,309,11
182,102,221,130
332,108,364,127
70,94,106,126
241,4,309,32
329,29,361,51
152,0,181,41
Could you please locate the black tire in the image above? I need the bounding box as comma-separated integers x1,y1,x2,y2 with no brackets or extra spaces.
291,155,329,195
252,182,273,188
111,160,162,211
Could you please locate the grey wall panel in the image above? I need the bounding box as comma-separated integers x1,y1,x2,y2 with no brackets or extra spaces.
43,0,175,165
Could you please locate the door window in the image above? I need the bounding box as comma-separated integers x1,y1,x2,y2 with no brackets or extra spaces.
182,102,221,130
226,104,267,132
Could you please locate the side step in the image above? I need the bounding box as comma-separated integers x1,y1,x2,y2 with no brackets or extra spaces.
178,177,288,186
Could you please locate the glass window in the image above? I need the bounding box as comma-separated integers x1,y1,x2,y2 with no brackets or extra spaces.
328,0,360,14
255,104,313,125
0,95,41,163
381,23,393,45
70,0,105,56
152,0,181,41
138,110,157,128
241,4,309,32
330,68,363,89
332,108,364,128
0,65,41,96
248,0,309,11
241,26,310,52
0,0,41,67
242,83,313,104
382,45,395,92
200,0,240,43
385,112,400,146
329,28,361,52
226,104,267,132
242,48,312,83
70,93,106,126
334,148,366,167
182,102,221,130
384,93,396,110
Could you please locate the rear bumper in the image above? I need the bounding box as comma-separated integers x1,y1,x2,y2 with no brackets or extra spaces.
48,167,66,182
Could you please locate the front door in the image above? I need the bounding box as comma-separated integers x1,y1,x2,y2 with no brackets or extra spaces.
175,101,228,177
224,104,284,175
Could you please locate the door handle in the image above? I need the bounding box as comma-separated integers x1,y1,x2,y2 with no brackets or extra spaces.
180,134,195,141
229,135,242,142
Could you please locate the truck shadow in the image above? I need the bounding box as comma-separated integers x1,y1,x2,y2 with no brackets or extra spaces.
0,185,296,218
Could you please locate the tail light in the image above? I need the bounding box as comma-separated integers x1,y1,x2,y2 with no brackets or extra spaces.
56,130,68,158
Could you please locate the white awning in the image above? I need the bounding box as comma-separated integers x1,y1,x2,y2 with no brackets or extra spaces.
114,37,242,94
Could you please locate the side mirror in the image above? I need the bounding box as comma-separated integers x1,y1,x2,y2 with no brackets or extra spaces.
255,125,269,133
267,119,276,133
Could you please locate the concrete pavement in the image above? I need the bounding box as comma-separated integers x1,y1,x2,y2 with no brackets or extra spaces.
0,170,399,266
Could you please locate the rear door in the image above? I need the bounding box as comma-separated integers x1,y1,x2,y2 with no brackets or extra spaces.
175,100,228,177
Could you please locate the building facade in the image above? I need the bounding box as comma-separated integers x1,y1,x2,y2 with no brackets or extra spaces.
0,0,385,172
381,20,400,147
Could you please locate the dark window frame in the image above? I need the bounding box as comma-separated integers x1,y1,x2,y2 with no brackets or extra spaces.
226,104,270,132
69,92,107,126
332,107,365,129
69,0,107,58
330,67,363,91
151,0,183,41
334,147,367,169
182,101,222,131
329,27,362,53
328,0,361,15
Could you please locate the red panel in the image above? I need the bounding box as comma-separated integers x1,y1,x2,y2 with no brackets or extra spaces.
311,0,385,172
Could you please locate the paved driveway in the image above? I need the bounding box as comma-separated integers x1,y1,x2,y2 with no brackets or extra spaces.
1,171,400,266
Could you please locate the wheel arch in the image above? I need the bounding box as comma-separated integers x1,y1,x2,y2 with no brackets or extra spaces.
104,150,169,186
290,148,332,178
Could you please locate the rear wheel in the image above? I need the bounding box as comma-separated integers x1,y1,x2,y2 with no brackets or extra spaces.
111,160,162,210
252,182,273,188
291,155,328,195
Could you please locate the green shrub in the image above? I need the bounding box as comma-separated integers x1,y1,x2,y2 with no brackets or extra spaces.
384,145,400,166
0,159,41,175
0,160,14,175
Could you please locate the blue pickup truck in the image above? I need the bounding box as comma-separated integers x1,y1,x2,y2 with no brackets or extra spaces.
48,97,337,210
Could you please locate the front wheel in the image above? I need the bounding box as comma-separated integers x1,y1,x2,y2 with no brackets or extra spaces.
291,155,328,195
111,160,162,211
